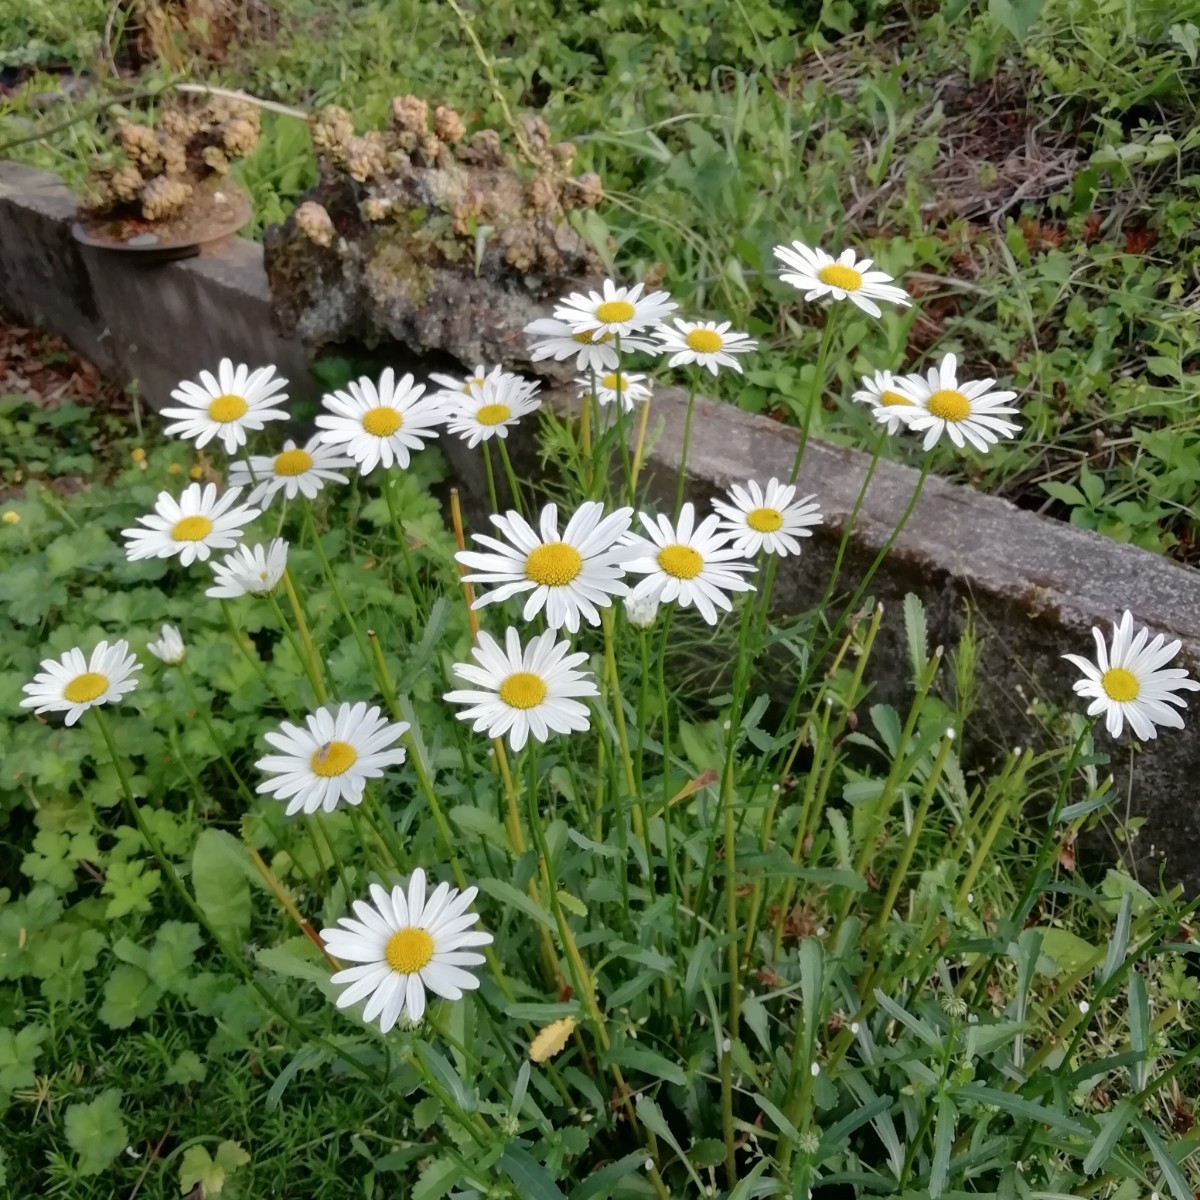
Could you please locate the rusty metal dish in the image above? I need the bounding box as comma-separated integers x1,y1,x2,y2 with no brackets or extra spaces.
72,178,252,264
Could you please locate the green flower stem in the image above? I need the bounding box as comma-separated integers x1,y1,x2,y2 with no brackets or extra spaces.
871,730,956,937
280,568,329,706
955,751,1031,905
674,378,699,519
302,500,375,676
219,599,275,697
579,392,594,491
312,814,353,903
601,607,640,836
789,307,840,484
631,394,653,490
635,628,651,793
495,437,526,517
265,590,313,699
382,471,423,607
178,663,256,806
654,605,683,948
90,707,383,1085
481,441,499,511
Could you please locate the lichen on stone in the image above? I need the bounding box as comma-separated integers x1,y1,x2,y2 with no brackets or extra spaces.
264,95,607,370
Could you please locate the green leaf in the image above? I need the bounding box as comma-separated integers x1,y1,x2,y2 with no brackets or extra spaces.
1036,927,1097,974
753,1091,801,1146
412,1156,462,1200
478,878,554,930
193,828,252,944
557,890,587,918
903,593,928,685
634,1095,706,1193
0,1023,48,1091
99,964,161,1029
609,1044,687,1087
954,1082,1090,1138
1138,1114,1192,1200
166,1050,207,1086
64,1088,128,1175
741,994,771,1055
873,988,941,1048
146,921,202,992
1083,1099,1135,1174
568,1152,647,1200
256,939,335,987
988,0,1045,38
930,1095,955,1197
179,1141,251,1196
449,805,512,855
499,1145,568,1200
1127,970,1150,1089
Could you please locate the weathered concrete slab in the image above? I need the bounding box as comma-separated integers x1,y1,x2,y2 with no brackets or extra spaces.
2,159,1198,891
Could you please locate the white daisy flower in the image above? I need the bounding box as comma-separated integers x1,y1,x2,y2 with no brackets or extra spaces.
574,370,652,412
774,242,911,318
654,319,758,375
228,436,353,508
160,359,289,453
255,701,410,816
457,501,634,633
852,369,926,435
554,279,677,339
623,503,756,625
315,368,444,474
147,624,186,664
206,538,289,599
444,627,599,751
21,639,141,726
891,353,1020,453
444,371,542,448
712,479,823,558
524,317,662,373
428,363,492,400
321,869,493,1032
122,483,261,567
1063,611,1200,741
624,593,660,630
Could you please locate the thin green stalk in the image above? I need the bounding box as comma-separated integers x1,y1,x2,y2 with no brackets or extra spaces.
302,500,375,675
219,600,273,695
789,308,839,483
495,438,526,517
674,379,699,518
382,472,423,605
655,606,683,948
579,392,594,491
281,569,329,705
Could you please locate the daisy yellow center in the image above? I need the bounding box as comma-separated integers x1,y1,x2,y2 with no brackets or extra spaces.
499,672,548,710
880,390,912,408
686,328,724,353
362,406,402,437
63,672,108,703
476,403,511,426
525,543,583,586
572,329,611,345
600,373,625,391
208,394,248,423
595,300,635,324
310,740,358,777
172,515,213,542
747,506,783,532
818,264,863,291
385,927,434,974
927,389,971,422
657,544,703,580
274,448,313,476
465,378,484,393
1101,667,1140,703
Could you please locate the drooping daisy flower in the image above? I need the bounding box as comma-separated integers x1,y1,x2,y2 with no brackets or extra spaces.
574,370,652,412
457,502,634,633
524,317,662,373
554,279,677,339
228,436,353,508
428,363,491,401
712,479,823,558
21,640,141,726
147,624,186,665
623,503,756,625
321,870,493,1032
774,242,910,318
852,369,926,434
255,701,410,816
444,627,599,751
206,538,289,599
443,371,542,448
160,359,289,453
1063,611,1200,740
122,483,261,567
891,353,1020,453
654,319,757,375
315,368,444,474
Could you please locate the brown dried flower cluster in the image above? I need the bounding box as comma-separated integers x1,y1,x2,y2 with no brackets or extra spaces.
84,97,262,222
